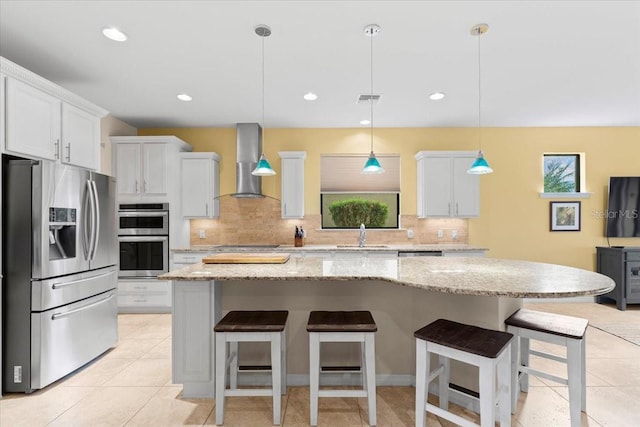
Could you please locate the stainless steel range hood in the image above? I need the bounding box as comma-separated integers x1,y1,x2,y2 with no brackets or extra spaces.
232,123,264,198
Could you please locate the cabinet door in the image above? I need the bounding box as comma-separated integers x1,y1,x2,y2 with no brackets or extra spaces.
143,143,168,196
452,157,480,217
5,77,60,160
421,156,452,217
281,157,304,218
181,157,212,217
61,103,99,170
115,143,141,195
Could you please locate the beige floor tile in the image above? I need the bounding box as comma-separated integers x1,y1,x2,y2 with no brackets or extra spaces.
61,356,135,387
584,358,640,386
47,386,159,426
282,386,362,426
205,394,289,427
125,385,214,426
514,386,602,426
0,385,95,426
364,386,414,426
103,358,172,387
555,386,640,427
585,327,640,358
103,338,164,359
141,337,172,359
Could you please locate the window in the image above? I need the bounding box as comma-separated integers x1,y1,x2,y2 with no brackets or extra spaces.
320,154,400,229
543,154,582,193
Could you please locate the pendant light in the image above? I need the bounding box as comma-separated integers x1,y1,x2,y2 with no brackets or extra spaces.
252,25,276,176
362,24,384,174
467,23,494,175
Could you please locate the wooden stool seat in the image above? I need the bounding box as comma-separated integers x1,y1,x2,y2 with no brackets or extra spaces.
415,319,513,427
215,310,288,425
505,309,588,427
307,310,377,427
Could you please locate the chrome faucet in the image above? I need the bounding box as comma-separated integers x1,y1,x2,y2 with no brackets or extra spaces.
359,223,366,247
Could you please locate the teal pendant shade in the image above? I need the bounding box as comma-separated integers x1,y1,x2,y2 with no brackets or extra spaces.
252,153,276,176
361,151,384,174
467,150,493,174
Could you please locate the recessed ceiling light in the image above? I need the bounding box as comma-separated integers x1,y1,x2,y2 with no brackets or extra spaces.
360,119,371,125
102,27,127,42
303,92,318,101
177,93,192,102
429,92,446,101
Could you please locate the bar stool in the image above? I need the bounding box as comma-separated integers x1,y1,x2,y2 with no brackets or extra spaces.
505,308,588,427
307,310,377,427
414,319,513,427
214,310,288,425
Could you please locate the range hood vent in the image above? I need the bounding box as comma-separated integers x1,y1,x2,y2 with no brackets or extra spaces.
232,123,264,198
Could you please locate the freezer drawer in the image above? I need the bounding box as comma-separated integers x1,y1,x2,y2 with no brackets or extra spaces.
31,266,117,311
30,289,117,391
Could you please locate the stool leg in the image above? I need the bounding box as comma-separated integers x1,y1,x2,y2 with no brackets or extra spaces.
361,341,368,392
479,358,496,427
498,347,512,427
438,355,450,410
581,335,586,411
364,333,377,426
509,335,518,415
229,341,238,390
520,336,530,392
271,332,282,425
309,332,320,426
215,332,227,425
415,339,428,427
567,338,582,427
281,328,287,395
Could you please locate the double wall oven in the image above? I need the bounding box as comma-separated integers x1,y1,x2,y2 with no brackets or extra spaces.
117,203,169,278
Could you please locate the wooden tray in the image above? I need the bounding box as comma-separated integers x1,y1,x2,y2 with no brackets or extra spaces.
202,252,290,264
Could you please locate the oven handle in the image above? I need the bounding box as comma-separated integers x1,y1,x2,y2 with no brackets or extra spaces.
51,271,116,289
117,212,168,217
118,236,168,242
51,293,114,320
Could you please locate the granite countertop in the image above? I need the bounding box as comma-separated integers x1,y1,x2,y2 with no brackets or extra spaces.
172,244,488,253
159,256,615,298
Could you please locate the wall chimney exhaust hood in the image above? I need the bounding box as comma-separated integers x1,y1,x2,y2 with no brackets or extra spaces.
232,123,265,198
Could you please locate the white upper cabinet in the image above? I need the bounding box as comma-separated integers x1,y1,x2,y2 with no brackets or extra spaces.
180,152,221,218
415,151,480,218
279,151,306,218
1,57,107,170
111,135,192,203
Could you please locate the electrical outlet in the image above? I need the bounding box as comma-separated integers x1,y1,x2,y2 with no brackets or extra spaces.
407,229,414,239
451,229,458,240
437,230,444,239
14,366,22,383
199,230,206,239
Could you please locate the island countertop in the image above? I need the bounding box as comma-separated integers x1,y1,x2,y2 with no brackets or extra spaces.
159,256,614,298
171,244,488,253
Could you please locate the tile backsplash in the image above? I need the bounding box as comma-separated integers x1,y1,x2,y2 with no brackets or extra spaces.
189,196,468,246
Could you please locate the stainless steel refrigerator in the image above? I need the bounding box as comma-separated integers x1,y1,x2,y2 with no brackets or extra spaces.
2,158,118,393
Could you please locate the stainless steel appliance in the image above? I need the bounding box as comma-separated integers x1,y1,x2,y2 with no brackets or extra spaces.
2,158,118,393
117,203,169,278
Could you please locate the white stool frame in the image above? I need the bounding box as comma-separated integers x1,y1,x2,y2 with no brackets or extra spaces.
309,331,376,427
415,338,512,427
215,329,287,425
507,325,585,427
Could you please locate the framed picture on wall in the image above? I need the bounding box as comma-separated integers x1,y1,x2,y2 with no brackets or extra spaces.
550,201,581,231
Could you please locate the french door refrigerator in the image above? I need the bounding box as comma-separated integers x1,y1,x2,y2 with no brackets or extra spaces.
2,158,118,393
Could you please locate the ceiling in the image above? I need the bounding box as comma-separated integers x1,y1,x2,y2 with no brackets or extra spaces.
1,1,639,129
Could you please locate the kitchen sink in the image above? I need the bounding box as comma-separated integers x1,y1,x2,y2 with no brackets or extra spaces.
336,245,390,248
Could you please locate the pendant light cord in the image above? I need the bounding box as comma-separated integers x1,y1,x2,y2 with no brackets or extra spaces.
261,32,266,154
370,26,374,154
477,27,482,151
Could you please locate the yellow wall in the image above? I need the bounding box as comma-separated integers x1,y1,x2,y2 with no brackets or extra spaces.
138,126,640,270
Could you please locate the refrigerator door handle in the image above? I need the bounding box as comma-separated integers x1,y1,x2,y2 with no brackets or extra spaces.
82,180,92,260
51,293,114,320
90,180,100,260
51,270,115,289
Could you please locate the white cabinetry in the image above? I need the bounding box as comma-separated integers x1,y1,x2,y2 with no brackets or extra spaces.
1,58,107,170
172,251,206,270
180,152,221,218
415,151,480,218
442,250,485,257
117,280,172,313
279,151,306,218
111,136,192,202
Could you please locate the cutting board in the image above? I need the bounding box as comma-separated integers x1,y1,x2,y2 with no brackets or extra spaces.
202,252,290,264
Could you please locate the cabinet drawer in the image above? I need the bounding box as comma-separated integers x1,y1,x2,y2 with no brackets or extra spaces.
172,252,205,264
626,251,640,261
118,280,170,294
118,293,171,308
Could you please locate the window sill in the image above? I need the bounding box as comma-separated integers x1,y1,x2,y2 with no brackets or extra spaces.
538,192,592,199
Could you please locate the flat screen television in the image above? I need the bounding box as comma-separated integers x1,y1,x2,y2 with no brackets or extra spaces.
606,177,640,237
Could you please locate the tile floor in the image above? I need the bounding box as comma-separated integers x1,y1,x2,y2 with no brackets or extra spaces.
1,302,639,426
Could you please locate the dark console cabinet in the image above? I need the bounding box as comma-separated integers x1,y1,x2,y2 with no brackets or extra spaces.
597,246,640,310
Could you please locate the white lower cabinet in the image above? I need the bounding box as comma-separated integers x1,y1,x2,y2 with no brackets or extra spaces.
172,251,206,270
117,280,172,313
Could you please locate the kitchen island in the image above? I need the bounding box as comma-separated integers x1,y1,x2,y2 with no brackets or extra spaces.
160,255,614,398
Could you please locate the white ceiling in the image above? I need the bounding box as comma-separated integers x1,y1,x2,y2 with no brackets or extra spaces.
1,1,639,129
